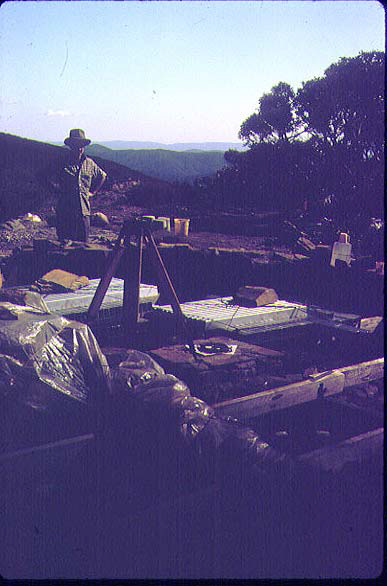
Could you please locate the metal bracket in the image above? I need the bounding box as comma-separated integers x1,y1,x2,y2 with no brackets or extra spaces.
317,382,327,399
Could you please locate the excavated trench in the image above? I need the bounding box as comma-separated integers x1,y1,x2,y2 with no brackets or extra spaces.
5,239,384,316
0,235,384,579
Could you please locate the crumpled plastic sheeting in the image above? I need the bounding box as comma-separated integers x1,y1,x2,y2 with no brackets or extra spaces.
0,311,111,410
0,289,50,313
115,349,165,391
132,374,191,406
194,415,291,471
115,349,287,471
178,395,215,442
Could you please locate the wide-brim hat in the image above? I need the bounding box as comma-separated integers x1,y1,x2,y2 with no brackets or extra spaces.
64,128,91,147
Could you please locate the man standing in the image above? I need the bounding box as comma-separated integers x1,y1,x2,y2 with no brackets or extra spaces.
56,129,107,243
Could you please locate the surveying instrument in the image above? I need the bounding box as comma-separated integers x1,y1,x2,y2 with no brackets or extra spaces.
87,216,196,352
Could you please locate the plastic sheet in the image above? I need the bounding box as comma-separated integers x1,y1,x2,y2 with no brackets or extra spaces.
132,374,191,406
198,415,292,472
0,289,50,313
112,348,165,394
0,309,111,411
114,349,287,471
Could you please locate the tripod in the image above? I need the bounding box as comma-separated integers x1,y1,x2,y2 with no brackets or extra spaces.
87,217,194,348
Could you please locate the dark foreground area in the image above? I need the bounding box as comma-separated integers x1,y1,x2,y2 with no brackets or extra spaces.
0,399,383,580
0,214,384,580
0,334,384,579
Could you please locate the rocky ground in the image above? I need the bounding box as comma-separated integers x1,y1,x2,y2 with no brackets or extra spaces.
0,187,291,260
0,185,383,306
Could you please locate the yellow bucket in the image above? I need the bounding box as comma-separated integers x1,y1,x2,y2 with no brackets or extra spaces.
174,218,190,236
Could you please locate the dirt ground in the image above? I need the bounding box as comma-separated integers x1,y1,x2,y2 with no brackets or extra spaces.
0,202,288,259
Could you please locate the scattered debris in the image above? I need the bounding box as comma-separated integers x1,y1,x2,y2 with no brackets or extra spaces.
0,289,49,312
0,301,49,320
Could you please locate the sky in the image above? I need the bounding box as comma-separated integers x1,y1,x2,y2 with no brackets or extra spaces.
0,0,385,144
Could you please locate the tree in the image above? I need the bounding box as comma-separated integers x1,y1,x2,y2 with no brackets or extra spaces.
230,51,385,217
239,82,303,146
296,51,384,159
295,51,385,220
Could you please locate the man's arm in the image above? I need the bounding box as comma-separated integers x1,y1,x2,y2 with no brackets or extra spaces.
89,164,107,196
89,174,106,196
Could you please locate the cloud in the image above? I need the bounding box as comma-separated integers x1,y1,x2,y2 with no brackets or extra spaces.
46,109,71,117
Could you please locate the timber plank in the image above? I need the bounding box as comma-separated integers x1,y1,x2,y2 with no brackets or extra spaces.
213,370,345,418
0,433,95,463
296,427,384,473
213,358,384,419
340,358,384,388
0,434,95,485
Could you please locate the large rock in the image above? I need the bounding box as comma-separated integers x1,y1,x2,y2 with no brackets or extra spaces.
21,213,42,223
91,212,109,227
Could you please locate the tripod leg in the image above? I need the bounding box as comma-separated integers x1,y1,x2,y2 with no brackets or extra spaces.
145,230,198,357
145,230,185,324
123,231,143,335
87,244,126,321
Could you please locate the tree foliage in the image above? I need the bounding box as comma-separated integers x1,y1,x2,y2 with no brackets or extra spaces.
220,51,385,223
297,51,385,158
239,82,301,145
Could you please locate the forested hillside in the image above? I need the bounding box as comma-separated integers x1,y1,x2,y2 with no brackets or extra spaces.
85,144,228,183
0,133,171,220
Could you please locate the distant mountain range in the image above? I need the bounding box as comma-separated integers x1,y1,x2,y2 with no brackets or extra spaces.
84,144,231,183
44,140,245,183
50,140,245,152
46,140,244,183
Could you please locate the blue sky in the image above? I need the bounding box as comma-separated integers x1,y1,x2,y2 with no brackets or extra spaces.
0,0,384,143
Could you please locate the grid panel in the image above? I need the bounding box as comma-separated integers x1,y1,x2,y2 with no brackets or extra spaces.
153,297,309,332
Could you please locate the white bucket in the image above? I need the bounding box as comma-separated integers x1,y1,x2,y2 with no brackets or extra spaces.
174,218,190,236
338,232,350,244
158,217,171,231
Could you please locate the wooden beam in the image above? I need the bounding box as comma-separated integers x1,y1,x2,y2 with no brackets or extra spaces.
146,231,185,324
340,358,384,388
0,433,95,464
296,427,384,473
359,316,383,333
87,246,125,321
213,370,345,419
123,232,143,332
0,434,96,488
213,358,384,419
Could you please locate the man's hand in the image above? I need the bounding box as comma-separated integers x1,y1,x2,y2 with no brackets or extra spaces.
90,175,106,197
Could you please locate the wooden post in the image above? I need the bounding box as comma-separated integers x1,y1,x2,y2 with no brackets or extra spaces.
87,244,125,321
296,427,384,473
145,230,185,327
123,231,143,335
